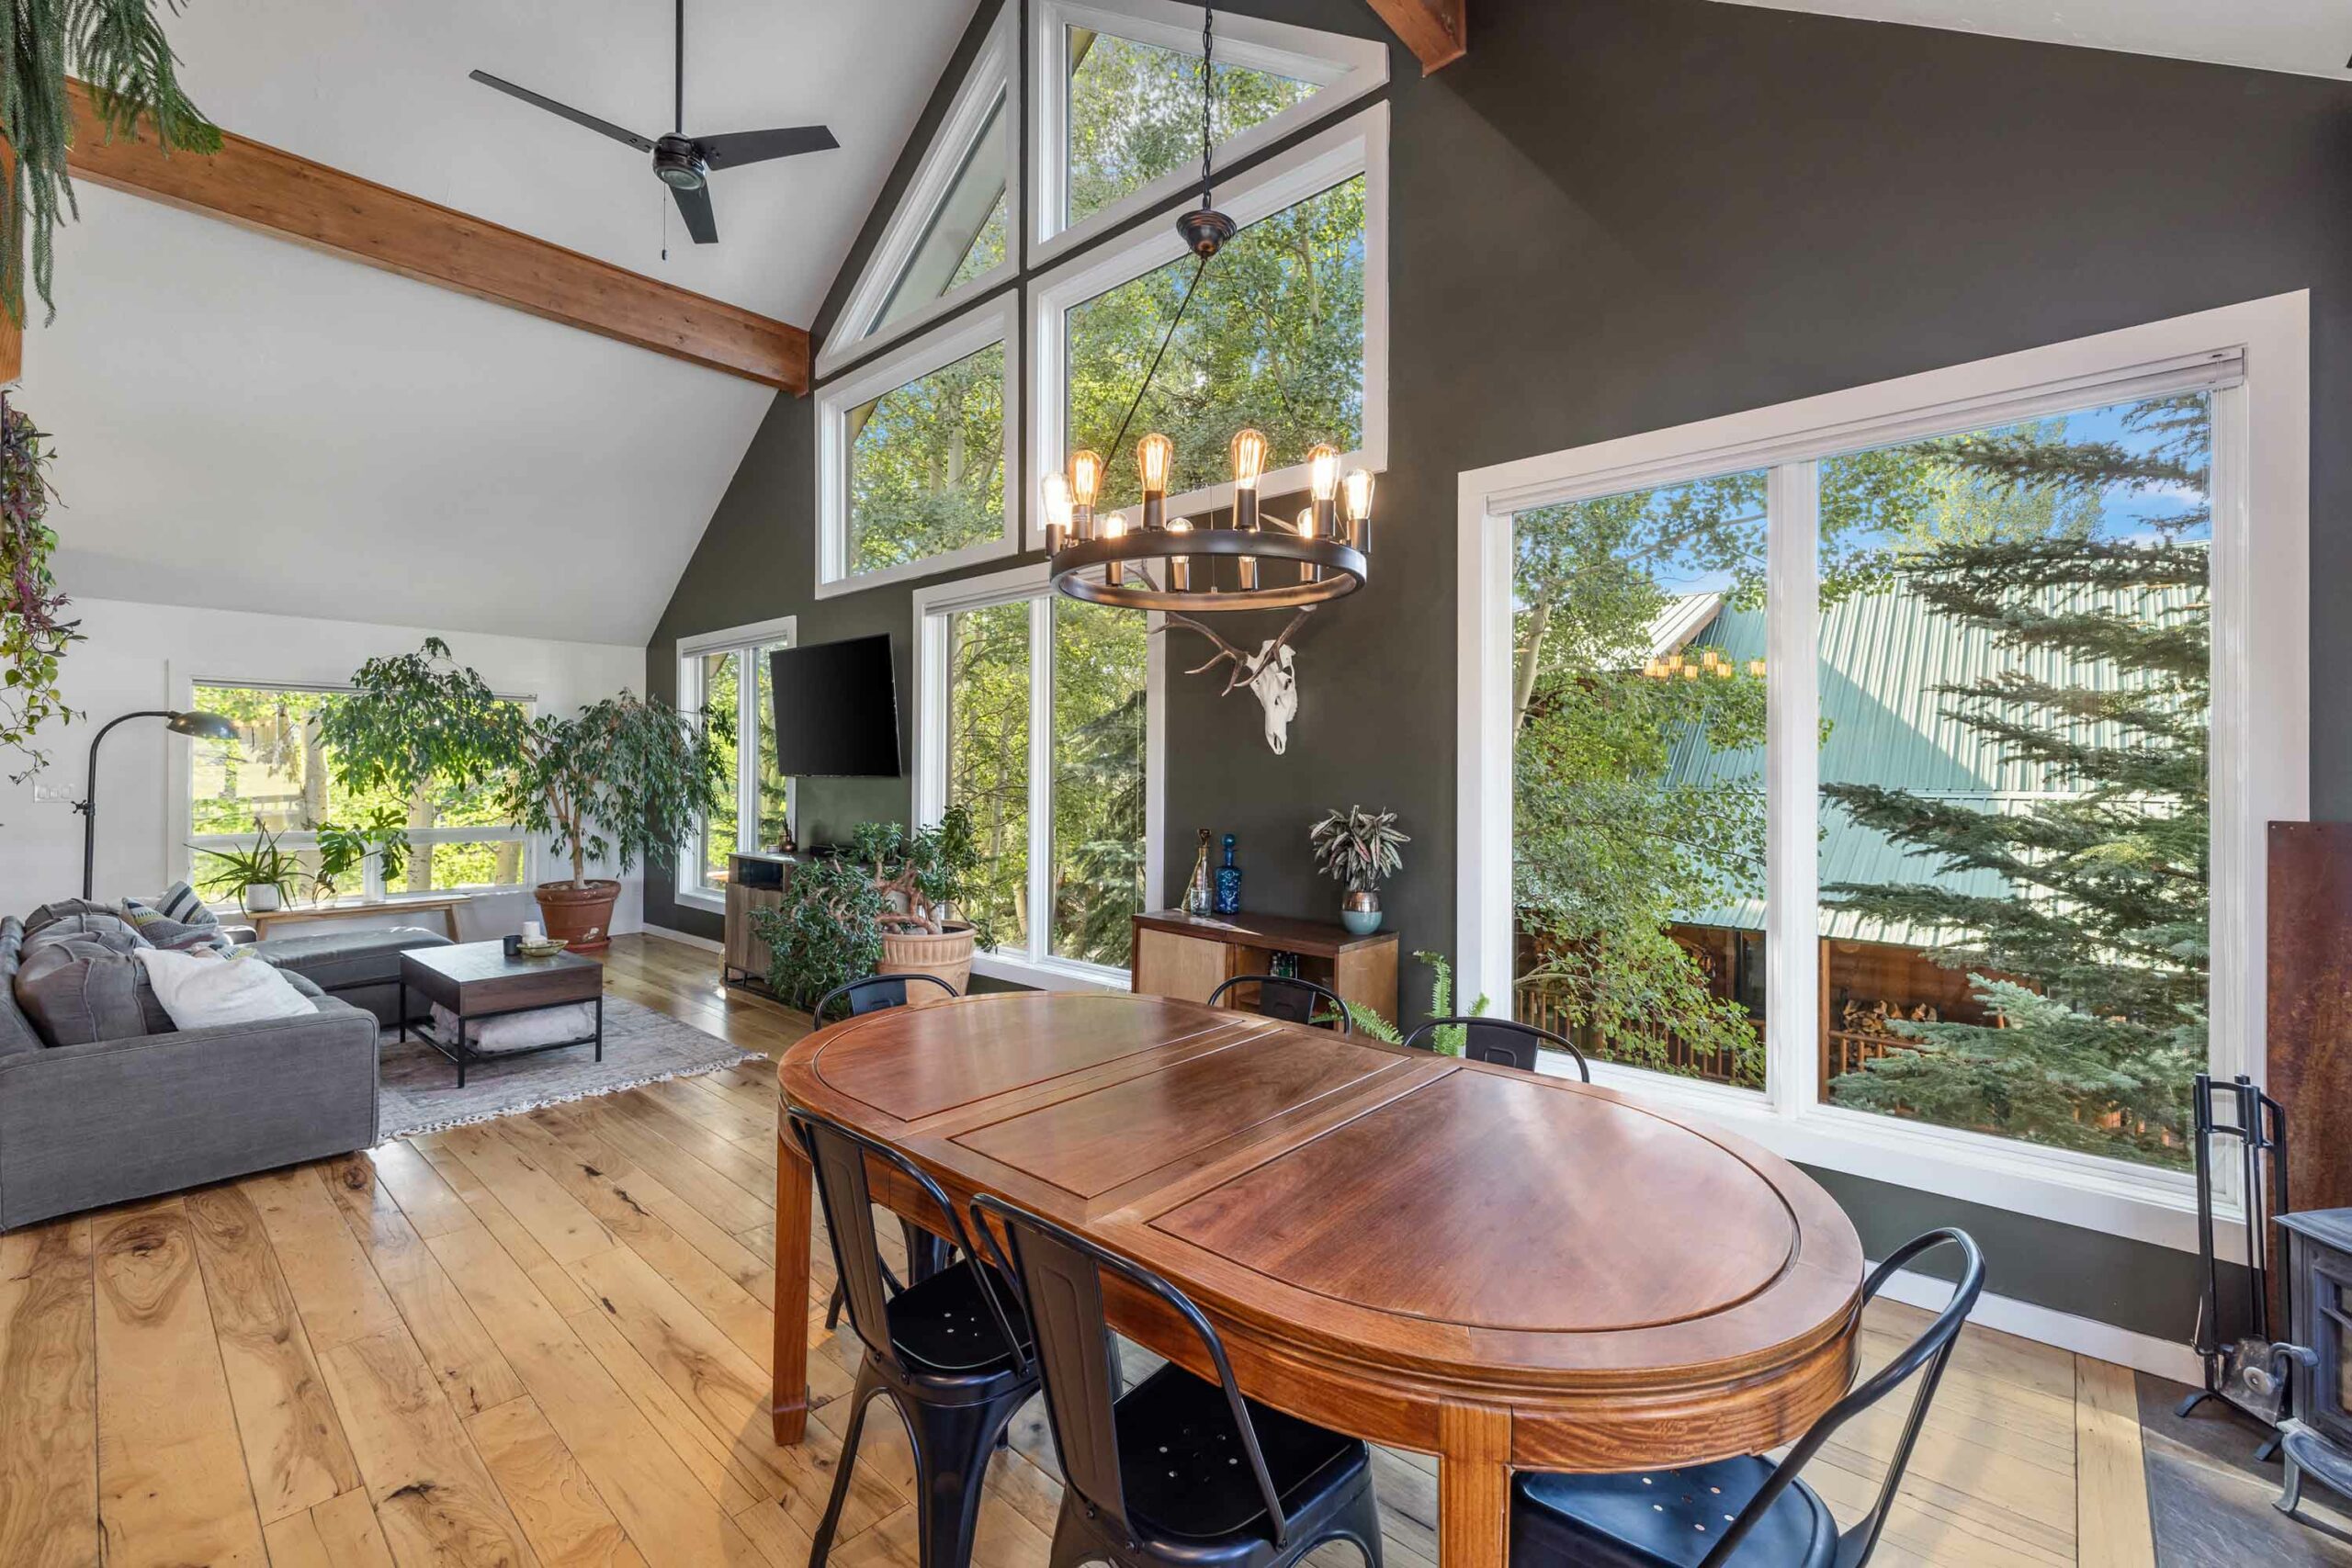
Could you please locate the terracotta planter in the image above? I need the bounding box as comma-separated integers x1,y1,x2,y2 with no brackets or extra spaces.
536,879,621,952
877,922,976,995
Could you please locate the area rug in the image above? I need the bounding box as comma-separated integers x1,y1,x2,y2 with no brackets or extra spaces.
377,993,763,1139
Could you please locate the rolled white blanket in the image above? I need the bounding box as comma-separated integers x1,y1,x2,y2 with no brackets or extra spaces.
430,1000,596,1053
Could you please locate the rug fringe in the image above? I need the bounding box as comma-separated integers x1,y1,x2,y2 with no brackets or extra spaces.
388,1049,767,1140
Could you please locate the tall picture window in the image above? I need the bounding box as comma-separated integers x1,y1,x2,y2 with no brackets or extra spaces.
677,617,797,907
916,566,1155,986
1458,296,2307,1236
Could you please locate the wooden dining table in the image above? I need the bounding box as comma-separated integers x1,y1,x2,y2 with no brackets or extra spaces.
771,991,1864,1567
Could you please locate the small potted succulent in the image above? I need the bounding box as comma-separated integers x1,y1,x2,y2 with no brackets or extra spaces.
1309,805,1408,934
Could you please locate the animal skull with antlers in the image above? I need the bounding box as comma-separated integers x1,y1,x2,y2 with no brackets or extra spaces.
1158,608,1314,754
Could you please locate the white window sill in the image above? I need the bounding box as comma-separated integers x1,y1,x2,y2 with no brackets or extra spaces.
1533,1055,2239,1263
970,949,1130,994
676,889,728,916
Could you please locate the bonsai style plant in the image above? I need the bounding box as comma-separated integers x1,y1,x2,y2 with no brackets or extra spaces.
748,806,1000,1009
318,638,729,950
1309,804,1408,934
751,857,886,1012
193,818,297,912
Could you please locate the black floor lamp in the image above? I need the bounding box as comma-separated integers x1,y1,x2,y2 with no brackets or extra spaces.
74,708,238,899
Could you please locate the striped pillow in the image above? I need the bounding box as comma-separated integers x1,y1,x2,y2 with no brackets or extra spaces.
124,881,217,930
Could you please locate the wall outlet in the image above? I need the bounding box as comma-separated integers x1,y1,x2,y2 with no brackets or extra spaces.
31,783,74,804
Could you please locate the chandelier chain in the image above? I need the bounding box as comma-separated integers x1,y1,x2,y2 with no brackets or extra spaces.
1200,6,1216,203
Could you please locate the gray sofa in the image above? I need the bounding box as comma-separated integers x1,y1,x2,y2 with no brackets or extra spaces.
0,908,452,1229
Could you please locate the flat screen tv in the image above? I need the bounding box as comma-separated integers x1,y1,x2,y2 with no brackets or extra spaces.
768,635,901,778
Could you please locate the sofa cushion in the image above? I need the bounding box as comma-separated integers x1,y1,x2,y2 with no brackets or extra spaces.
252,926,452,991
14,941,161,1046
0,918,40,1059
122,914,235,955
26,897,135,934
25,908,147,949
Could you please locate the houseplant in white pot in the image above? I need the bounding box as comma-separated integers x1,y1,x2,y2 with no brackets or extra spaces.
320,639,729,950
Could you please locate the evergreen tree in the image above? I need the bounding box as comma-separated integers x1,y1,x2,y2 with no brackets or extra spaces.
1822,397,2211,1166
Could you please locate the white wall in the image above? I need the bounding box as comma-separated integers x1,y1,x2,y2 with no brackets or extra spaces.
0,598,648,942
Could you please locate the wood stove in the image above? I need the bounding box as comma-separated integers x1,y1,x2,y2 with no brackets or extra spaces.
2273,1210,2352,1519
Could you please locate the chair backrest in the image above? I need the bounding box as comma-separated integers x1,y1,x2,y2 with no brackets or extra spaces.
786,1107,1013,1375
812,971,960,1026
971,1193,1294,1551
1402,1015,1589,1078
1701,1228,1984,1568
1205,973,1351,1033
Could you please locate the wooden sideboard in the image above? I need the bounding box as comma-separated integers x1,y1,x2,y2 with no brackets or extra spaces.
1129,908,1399,1028
722,851,802,985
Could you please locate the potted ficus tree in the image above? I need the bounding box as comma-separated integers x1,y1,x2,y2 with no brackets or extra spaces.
319,638,729,951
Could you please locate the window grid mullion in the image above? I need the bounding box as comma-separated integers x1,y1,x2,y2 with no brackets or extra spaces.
1765,460,1822,1120
1027,595,1056,965
739,648,761,856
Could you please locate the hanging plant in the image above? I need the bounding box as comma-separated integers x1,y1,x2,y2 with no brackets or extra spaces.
3,0,222,324
0,393,79,780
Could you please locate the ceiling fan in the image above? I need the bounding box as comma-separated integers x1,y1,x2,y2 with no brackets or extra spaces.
469,0,838,246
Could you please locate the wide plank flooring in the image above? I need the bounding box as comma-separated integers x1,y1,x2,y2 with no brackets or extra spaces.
0,932,2203,1564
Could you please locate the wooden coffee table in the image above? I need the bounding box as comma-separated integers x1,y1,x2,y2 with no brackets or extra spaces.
398,942,604,1087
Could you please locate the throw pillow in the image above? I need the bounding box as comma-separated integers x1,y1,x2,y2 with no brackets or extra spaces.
123,914,234,955
134,948,317,1030
123,881,218,929
14,942,159,1045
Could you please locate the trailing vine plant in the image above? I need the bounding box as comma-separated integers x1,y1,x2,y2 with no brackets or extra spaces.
4,0,222,324
0,394,79,783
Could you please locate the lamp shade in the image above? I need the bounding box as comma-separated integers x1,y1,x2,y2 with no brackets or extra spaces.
167,710,237,741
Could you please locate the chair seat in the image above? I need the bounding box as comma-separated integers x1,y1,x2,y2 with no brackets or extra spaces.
883,1258,1030,1374
1114,1362,1370,1541
1512,1456,1838,1568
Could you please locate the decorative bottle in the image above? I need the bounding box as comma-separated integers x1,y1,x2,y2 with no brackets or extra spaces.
1185,829,1214,916
1214,833,1242,915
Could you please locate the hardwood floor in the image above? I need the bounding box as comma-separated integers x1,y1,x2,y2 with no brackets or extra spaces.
0,932,2188,1566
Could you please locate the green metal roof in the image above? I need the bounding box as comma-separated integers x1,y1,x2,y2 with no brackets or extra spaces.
1657,570,2202,944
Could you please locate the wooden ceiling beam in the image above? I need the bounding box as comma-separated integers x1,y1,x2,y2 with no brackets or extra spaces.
1363,0,1466,73
58,81,808,393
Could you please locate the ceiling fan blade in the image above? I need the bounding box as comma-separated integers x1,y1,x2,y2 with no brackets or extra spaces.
694,125,840,170
469,70,655,152
673,181,718,244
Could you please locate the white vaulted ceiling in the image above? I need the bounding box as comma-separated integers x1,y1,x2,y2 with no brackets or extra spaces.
1715,0,2352,81
20,1,979,645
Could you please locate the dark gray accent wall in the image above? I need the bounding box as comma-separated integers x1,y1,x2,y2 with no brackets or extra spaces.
647,0,2352,1339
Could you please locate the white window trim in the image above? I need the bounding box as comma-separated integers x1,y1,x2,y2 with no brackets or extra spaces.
816,292,1023,599
676,615,799,914
1026,104,1388,547
172,674,540,899
820,4,1019,378
1027,0,1388,268
910,561,1166,993
1455,292,2311,1262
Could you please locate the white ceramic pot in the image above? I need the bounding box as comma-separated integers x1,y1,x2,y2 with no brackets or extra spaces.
244,884,284,914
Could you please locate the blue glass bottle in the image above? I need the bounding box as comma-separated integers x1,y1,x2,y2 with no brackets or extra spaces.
1214,833,1242,915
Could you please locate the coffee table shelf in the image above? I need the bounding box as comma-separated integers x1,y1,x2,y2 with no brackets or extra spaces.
398,941,605,1087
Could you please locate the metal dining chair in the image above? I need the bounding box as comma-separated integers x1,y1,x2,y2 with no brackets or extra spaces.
1205,974,1352,1033
1510,1228,1985,1568
1402,1015,1589,1078
809,971,961,1328
812,970,960,1025
969,1192,1383,1568
790,1109,1038,1568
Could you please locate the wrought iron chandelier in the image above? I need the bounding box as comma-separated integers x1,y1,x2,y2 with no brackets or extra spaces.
1046,6,1373,614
